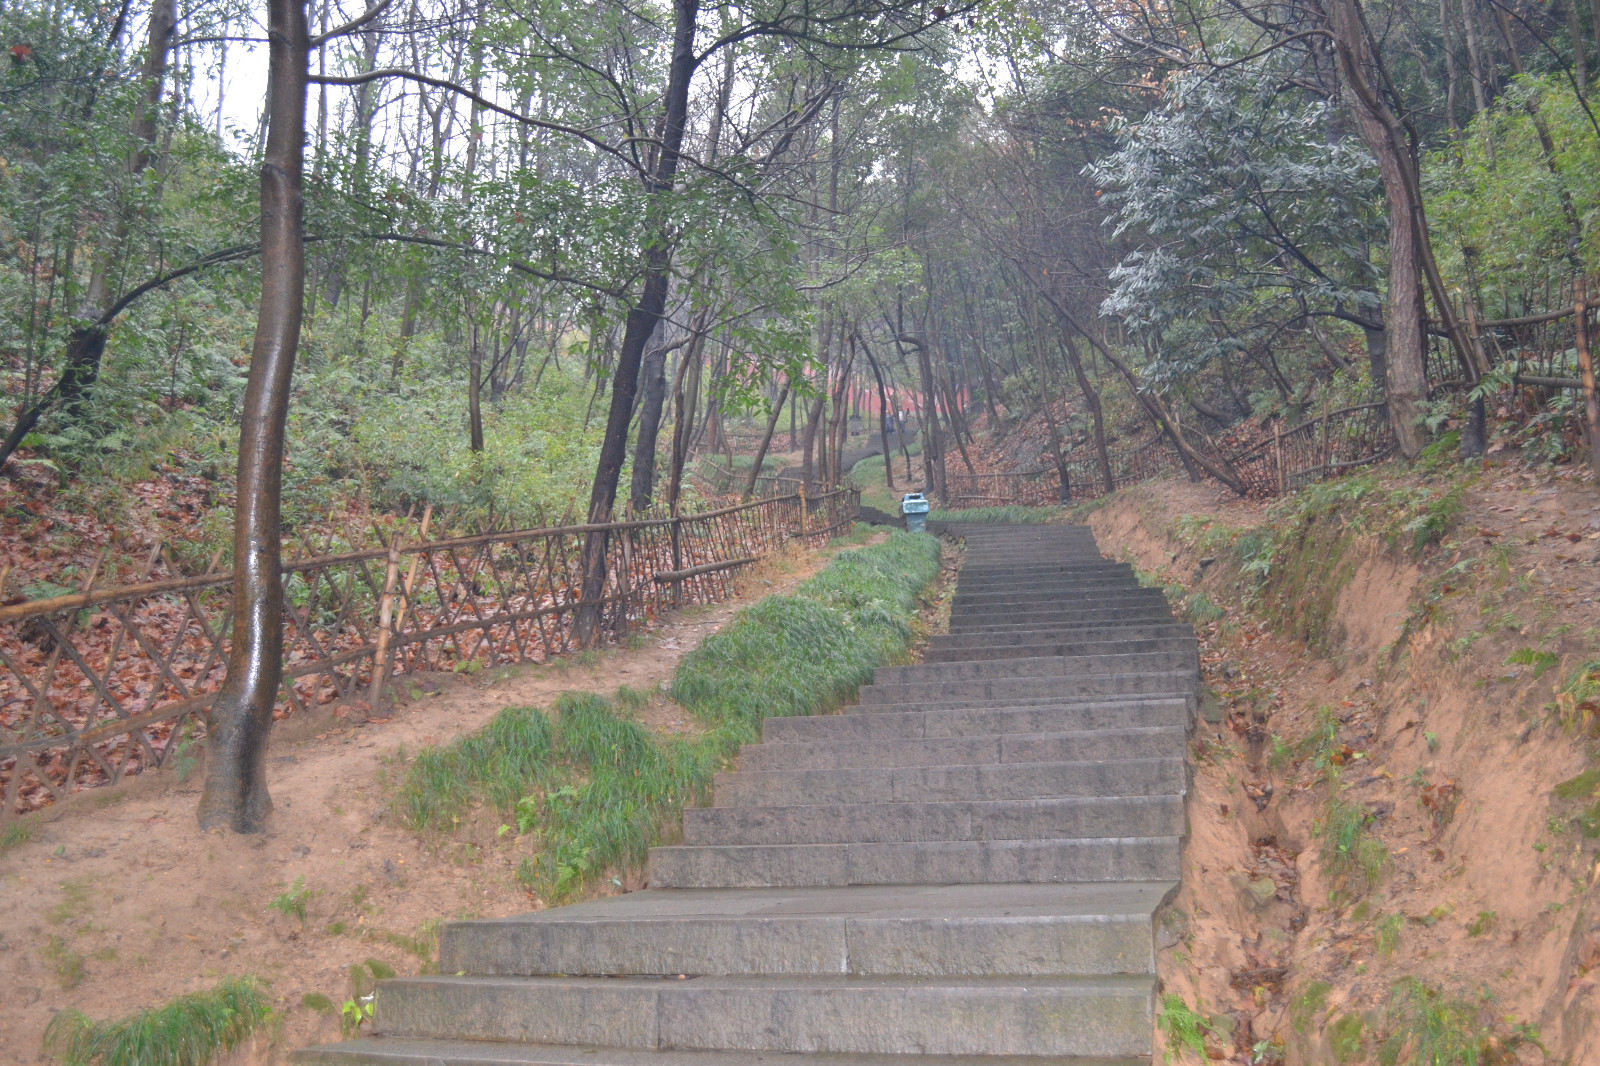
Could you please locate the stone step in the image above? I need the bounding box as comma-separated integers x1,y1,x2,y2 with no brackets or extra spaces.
856,672,1197,708
843,691,1196,717
950,588,1152,607
370,973,1156,1059
683,795,1184,846
950,600,1172,622
713,757,1186,807
930,623,1193,649
874,652,1196,686
648,836,1182,888
925,637,1196,665
762,697,1190,742
947,612,1177,633
737,726,1185,772
956,562,1121,576
297,1039,1150,1066
434,882,1173,977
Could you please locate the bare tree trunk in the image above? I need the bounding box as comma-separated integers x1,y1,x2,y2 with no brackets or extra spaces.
1325,0,1431,458
629,336,670,511
467,323,485,452
901,332,948,502
741,380,790,499
666,322,709,515
572,0,699,646
1062,332,1114,495
856,336,896,489
196,0,308,833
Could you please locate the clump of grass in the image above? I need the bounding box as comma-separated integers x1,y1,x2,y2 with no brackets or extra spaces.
1327,1013,1366,1063
1318,794,1387,899
1290,980,1331,1035
1157,992,1212,1062
44,934,86,989
927,505,1061,523
1374,912,1402,958
1,821,33,855
43,975,274,1066
394,533,941,902
1185,592,1225,623
266,876,320,926
1466,910,1497,937
1378,977,1491,1066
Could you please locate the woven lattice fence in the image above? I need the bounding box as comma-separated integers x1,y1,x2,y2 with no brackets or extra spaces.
0,488,858,819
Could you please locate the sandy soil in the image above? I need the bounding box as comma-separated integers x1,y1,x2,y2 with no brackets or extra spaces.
0,536,871,1064
1090,464,1600,1064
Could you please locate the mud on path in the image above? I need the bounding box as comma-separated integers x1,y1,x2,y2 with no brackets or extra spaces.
0,534,886,1064
1089,466,1600,1064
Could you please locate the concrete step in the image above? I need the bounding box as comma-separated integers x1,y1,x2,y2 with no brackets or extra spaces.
856,672,1197,708
950,589,1151,609
432,883,1173,978
874,652,1197,686
843,691,1195,718
713,757,1187,807
683,794,1184,846
950,600,1172,622
370,973,1156,1058
956,564,1126,579
296,1040,1152,1066
648,836,1182,888
737,726,1186,772
926,637,1196,665
762,697,1190,742
930,623,1193,648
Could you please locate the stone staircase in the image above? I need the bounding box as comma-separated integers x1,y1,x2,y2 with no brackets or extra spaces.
297,523,1196,1066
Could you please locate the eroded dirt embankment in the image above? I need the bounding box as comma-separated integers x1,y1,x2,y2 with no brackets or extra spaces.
1086,467,1600,1065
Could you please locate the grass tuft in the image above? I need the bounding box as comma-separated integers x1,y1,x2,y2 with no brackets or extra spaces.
1378,977,1489,1066
1157,992,1212,1062
42,975,274,1066
1318,793,1388,899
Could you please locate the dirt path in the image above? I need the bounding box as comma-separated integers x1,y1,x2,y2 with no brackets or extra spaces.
0,537,873,1064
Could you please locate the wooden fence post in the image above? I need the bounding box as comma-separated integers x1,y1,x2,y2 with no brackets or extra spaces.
367,534,403,713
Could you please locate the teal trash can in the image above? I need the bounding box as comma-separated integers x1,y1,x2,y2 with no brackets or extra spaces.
901,492,930,534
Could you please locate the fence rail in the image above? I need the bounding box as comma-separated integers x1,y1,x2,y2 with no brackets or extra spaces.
0,488,858,819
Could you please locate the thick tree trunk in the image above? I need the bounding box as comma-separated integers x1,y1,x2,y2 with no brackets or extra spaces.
196,0,308,834
800,393,827,487
630,339,670,511
742,381,790,499
572,0,698,647
1325,0,1430,458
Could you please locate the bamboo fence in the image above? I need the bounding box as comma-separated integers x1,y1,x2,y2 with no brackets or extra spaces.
0,488,858,819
